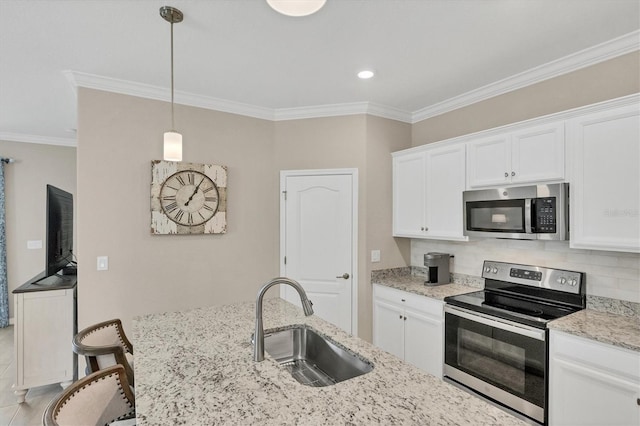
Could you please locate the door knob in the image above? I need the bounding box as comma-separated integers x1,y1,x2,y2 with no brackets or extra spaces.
336,273,350,279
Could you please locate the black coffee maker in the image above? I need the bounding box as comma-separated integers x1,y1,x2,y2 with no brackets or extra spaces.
423,252,453,286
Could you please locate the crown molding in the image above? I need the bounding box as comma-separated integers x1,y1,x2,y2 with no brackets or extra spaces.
64,30,639,125
66,70,413,123
411,30,640,123
0,132,76,147
273,102,412,123
64,70,276,121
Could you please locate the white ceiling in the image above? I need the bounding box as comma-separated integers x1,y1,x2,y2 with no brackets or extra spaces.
1,0,639,146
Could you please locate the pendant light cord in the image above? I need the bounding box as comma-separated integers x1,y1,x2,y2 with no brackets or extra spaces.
170,20,175,131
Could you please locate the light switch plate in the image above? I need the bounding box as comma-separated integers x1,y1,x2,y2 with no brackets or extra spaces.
97,256,109,271
371,250,381,263
27,240,42,250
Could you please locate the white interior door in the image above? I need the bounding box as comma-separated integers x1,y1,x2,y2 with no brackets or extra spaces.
280,170,357,334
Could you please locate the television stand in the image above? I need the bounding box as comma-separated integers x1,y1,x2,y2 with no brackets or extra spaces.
33,274,66,286
12,271,77,403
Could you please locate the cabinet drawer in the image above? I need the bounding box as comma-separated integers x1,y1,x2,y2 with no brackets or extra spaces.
373,284,443,318
550,330,640,380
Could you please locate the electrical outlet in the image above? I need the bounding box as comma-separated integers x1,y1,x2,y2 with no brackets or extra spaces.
371,250,381,263
97,256,109,271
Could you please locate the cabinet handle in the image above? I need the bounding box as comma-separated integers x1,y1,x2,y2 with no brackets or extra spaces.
420,227,424,231
401,299,405,302
504,172,508,177
399,315,403,320
637,398,640,406
404,316,407,321
511,171,515,177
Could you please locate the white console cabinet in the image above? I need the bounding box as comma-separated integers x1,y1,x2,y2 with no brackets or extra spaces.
549,330,640,426
13,279,77,403
373,284,444,378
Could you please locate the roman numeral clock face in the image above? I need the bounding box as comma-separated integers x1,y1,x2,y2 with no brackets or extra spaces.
151,161,227,235
160,171,219,226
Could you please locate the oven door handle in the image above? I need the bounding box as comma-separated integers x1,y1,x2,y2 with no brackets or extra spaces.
445,305,546,341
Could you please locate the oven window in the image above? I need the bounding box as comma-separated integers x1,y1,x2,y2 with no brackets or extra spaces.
458,328,526,394
466,200,525,233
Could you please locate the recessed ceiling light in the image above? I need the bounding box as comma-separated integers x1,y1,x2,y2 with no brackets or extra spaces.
267,0,326,17
358,70,375,80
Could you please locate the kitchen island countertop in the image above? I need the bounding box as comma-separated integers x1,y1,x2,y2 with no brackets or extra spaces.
133,298,526,425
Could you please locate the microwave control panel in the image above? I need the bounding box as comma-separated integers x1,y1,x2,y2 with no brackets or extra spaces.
533,197,556,233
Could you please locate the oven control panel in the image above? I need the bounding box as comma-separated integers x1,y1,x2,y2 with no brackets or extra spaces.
482,260,584,294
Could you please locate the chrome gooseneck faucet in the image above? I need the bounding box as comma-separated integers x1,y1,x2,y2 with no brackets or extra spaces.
253,277,314,362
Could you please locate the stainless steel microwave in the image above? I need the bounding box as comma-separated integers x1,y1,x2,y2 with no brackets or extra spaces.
463,183,568,240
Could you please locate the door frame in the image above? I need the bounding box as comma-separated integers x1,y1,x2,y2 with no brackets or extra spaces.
279,168,359,335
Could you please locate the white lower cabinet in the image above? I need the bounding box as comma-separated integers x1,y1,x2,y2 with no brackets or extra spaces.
549,330,640,426
372,284,443,378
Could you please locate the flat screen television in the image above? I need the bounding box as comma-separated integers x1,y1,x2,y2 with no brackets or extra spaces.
45,184,74,277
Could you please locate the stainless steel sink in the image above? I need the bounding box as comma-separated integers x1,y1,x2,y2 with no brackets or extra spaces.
263,325,374,387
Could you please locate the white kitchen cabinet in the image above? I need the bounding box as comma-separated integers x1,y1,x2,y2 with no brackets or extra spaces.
567,102,640,253
392,144,467,240
373,284,444,378
467,121,564,188
549,330,640,426
392,151,426,237
13,285,77,403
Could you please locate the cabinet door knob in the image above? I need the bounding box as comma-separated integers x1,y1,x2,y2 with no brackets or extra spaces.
401,299,406,302
420,227,424,231
504,172,508,177
399,314,403,320
511,171,516,176
404,316,407,321
424,227,428,232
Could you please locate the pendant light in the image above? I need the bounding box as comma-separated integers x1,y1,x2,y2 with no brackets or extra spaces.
266,0,326,17
160,6,183,162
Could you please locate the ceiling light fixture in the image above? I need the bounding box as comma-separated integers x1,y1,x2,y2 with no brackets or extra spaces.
266,0,326,17
160,6,183,162
358,70,375,79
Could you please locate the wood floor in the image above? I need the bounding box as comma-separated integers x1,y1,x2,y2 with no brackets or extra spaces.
0,326,61,426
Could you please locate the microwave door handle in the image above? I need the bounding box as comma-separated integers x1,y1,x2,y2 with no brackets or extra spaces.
525,199,533,234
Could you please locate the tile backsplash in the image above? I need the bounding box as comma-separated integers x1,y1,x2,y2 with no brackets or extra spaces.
411,239,640,304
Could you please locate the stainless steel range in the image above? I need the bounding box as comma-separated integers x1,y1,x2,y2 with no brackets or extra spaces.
443,260,585,424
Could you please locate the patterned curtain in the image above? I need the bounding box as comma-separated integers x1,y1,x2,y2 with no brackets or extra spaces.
0,159,8,328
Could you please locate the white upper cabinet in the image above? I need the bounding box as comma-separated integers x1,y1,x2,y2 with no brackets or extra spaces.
392,152,426,237
424,144,467,239
392,144,467,240
567,102,640,253
467,121,565,188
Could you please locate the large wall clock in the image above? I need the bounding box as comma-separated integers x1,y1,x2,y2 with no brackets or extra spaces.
151,160,227,234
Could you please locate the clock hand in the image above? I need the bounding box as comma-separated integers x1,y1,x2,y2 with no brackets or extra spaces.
184,178,205,206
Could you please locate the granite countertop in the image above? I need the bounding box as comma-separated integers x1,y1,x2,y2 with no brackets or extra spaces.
372,273,479,300
548,309,640,352
133,298,525,425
